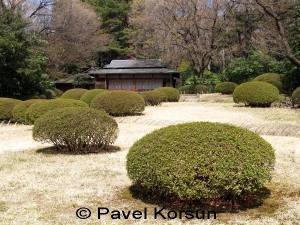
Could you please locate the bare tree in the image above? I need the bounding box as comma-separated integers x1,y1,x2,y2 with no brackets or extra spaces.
130,0,235,77
44,0,102,77
252,0,300,67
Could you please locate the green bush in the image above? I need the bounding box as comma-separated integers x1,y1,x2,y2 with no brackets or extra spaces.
253,73,284,93
33,107,118,153
215,82,238,94
127,122,275,201
25,99,88,124
233,82,280,107
139,90,167,106
43,89,56,99
178,85,211,94
12,99,44,124
60,88,88,100
53,88,63,97
154,87,180,102
0,98,22,121
80,89,107,106
291,87,300,107
253,73,283,82
264,80,284,93
90,90,145,116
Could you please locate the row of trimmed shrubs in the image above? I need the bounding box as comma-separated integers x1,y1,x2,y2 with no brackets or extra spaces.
0,87,180,122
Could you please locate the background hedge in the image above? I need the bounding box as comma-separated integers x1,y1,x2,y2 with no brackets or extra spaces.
127,122,275,201
12,99,44,124
0,98,22,121
80,89,107,105
139,90,167,106
291,87,300,107
154,87,180,102
25,99,88,124
253,73,284,93
90,90,145,116
178,84,212,94
60,88,88,100
33,107,118,153
215,82,238,94
233,81,280,107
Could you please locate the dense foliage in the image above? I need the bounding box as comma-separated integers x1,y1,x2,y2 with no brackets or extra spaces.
80,89,107,105
25,99,88,124
33,107,118,153
215,82,238,94
253,73,283,82
127,122,275,201
154,87,180,102
0,7,48,97
291,87,300,107
0,98,22,121
233,82,280,107
178,84,212,94
60,88,88,100
12,99,44,123
90,90,145,116
139,90,167,106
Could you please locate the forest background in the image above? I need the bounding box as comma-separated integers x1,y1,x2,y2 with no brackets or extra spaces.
0,0,299,98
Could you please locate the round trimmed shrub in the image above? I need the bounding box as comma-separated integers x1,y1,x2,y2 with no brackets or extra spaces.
80,89,107,106
25,99,88,124
139,90,167,106
0,98,22,121
60,88,88,100
178,85,211,94
12,99,44,124
33,107,118,153
154,87,180,102
53,88,63,97
253,73,283,82
291,87,300,107
127,122,275,201
233,81,280,107
90,90,145,116
253,73,284,93
215,82,238,94
43,89,56,99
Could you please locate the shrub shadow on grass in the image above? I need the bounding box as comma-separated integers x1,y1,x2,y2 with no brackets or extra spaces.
36,145,121,155
127,184,271,213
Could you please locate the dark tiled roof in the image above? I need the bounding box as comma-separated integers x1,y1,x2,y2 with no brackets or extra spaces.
104,59,165,68
88,68,179,75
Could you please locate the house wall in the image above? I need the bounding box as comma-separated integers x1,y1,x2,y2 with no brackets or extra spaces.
94,73,174,91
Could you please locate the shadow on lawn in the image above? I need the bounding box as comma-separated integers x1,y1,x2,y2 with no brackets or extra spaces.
36,145,121,155
126,184,271,213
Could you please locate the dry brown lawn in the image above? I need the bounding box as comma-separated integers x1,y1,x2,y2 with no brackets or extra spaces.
0,94,300,225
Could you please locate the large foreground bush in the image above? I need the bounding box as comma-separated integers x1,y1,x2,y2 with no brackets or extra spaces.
0,98,22,121
291,87,300,107
127,122,275,201
139,90,167,106
60,88,88,100
215,82,238,94
90,90,145,116
154,87,180,102
233,82,279,107
80,89,107,105
12,99,44,124
33,107,118,153
25,99,88,124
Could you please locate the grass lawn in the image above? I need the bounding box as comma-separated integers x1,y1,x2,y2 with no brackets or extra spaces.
0,94,300,224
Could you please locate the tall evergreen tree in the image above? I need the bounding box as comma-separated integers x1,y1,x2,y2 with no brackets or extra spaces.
0,5,47,97
81,0,133,67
